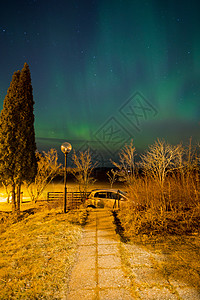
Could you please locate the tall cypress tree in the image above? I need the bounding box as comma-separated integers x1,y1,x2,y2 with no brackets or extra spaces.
0,63,37,213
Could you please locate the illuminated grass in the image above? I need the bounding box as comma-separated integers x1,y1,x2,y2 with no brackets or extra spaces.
0,208,85,299
119,234,200,292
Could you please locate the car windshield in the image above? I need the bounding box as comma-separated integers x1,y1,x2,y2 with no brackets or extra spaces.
90,189,127,198
94,192,107,198
118,190,127,196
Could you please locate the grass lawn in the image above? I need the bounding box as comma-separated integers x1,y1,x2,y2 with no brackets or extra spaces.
0,208,87,299
115,210,200,292
132,234,200,289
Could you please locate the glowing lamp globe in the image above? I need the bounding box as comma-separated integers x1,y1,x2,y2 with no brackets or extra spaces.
61,142,72,154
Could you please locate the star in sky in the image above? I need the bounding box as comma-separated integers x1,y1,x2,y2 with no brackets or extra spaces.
0,0,199,163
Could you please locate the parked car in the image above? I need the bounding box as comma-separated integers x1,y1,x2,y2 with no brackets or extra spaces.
86,189,128,209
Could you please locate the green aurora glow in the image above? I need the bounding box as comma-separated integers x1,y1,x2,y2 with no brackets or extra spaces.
0,0,200,164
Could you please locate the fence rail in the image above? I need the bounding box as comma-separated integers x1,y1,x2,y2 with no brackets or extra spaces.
45,192,90,209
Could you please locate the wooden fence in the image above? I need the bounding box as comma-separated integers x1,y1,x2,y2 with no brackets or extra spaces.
46,192,90,209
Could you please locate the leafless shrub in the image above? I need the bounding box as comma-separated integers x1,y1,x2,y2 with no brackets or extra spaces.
106,169,118,188
116,138,200,237
140,139,183,189
112,140,136,186
174,139,200,209
71,149,98,196
26,149,61,202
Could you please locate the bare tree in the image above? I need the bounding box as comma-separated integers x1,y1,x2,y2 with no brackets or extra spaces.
26,149,61,202
177,139,200,208
71,149,98,195
140,139,182,188
112,140,136,186
106,169,118,188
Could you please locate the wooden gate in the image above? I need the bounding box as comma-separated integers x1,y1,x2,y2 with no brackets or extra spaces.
46,192,89,209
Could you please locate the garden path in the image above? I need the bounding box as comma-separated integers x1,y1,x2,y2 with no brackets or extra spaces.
65,209,200,300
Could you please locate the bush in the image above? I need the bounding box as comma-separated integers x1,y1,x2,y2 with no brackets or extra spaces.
118,175,200,237
114,139,200,238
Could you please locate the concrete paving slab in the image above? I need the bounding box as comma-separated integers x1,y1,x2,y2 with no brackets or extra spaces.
78,245,96,257
66,289,97,300
138,286,178,300
97,229,116,236
83,228,96,233
98,244,119,255
68,268,96,291
123,244,155,267
124,244,151,257
83,231,96,238
84,225,96,230
65,209,200,300
97,236,119,245
175,287,200,300
66,209,133,299
98,254,121,268
79,237,96,246
132,267,168,285
168,277,188,288
98,226,114,231
98,268,130,288
99,288,135,300
129,255,153,267
72,257,95,270
122,241,200,300
78,253,96,264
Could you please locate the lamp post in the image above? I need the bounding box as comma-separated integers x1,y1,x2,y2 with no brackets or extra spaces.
61,142,72,213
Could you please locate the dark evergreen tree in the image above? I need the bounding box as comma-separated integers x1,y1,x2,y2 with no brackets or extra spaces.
0,63,37,213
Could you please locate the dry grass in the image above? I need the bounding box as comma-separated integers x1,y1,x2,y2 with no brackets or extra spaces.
118,173,200,237
123,234,200,290
145,234,200,289
0,208,87,299
115,172,200,291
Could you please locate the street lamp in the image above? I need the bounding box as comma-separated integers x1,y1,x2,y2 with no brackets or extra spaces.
61,142,72,213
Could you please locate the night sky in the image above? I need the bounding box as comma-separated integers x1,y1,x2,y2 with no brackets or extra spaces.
0,0,200,165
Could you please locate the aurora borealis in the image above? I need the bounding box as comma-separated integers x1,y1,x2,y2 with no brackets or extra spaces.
0,0,200,165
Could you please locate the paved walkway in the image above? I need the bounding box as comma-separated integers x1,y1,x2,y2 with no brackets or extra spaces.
66,209,200,300
66,209,133,300
121,243,200,300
